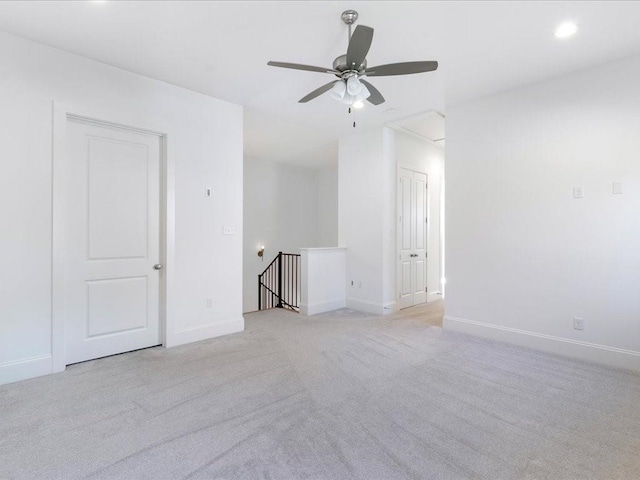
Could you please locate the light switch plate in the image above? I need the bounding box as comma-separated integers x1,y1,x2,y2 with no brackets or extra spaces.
573,186,583,199
613,182,623,194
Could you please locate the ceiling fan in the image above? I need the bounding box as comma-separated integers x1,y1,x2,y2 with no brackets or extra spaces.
267,10,438,108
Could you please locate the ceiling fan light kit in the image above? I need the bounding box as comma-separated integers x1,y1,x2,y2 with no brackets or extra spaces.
267,9,438,123
330,80,346,100
347,75,362,95
331,77,370,105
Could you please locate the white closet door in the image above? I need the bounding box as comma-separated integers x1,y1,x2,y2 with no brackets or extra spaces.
398,168,427,309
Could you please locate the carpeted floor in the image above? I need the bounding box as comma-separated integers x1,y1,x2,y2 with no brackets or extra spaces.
1,301,640,479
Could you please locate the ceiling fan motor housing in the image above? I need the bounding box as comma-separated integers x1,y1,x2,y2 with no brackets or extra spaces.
332,55,367,75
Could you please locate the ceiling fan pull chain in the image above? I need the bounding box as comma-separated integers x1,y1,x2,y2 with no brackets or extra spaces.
348,105,357,127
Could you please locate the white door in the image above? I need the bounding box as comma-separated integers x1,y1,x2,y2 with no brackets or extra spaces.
398,168,427,309
64,118,162,364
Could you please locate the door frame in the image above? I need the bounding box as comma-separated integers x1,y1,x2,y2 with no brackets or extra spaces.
51,102,174,373
396,166,428,309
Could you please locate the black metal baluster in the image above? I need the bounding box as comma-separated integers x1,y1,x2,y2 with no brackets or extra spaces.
277,252,282,308
292,255,295,308
288,256,291,308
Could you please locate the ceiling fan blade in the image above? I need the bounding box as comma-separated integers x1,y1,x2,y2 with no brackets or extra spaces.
299,80,339,103
365,61,438,77
360,80,385,105
346,25,374,70
268,61,339,75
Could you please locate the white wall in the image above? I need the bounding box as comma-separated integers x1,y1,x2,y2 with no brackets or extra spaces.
300,248,346,316
445,54,640,371
243,158,339,313
382,129,398,309
338,128,388,314
0,31,243,385
317,164,339,247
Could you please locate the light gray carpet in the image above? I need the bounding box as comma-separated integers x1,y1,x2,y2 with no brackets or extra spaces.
1,302,640,480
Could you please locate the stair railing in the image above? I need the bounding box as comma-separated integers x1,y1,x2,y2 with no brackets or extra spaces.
258,251,301,312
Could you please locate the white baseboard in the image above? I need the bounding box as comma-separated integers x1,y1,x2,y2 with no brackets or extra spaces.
346,298,390,315
383,301,396,315
427,292,442,303
443,315,640,372
1,319,246,385
346,298,383,315
300,298,346,316
0,354,53,386
167,317,245,348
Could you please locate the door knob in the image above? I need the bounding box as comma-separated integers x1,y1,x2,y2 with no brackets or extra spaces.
153,264,163,270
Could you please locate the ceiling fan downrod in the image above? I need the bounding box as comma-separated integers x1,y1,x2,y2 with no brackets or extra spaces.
341,10,359,42
343,10,360,127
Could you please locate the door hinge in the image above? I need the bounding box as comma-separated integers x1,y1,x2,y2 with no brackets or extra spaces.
425,287,428,292
425,217,428,223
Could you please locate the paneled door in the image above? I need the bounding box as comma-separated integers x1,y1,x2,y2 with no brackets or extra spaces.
397,168,427,310
64,118,162,364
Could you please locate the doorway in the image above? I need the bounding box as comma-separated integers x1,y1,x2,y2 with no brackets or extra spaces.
62,117,164,364
397,168,427,309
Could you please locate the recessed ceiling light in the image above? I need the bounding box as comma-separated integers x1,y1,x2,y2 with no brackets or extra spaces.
554,22,578,39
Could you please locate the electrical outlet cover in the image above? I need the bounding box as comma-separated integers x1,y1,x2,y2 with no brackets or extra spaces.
573,317,584,330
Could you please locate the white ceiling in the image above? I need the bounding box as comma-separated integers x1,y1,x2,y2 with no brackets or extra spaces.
394,112,445,143
1,1,640,167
